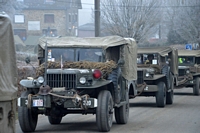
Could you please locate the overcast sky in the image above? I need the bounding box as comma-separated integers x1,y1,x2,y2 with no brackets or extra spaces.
78,0,94,26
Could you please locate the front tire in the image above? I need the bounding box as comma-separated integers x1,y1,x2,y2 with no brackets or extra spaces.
166,73,174,104
18,91,38,132
115,89,129,124
156,82,166,107
96,90,113,132
193,77,200,95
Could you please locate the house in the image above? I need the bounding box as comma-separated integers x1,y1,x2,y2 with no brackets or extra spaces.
78,23,112,37
78,23,95,37
13,0,82,41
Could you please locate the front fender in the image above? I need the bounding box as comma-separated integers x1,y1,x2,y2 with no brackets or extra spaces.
127,80,137,97
20,79,42,88
77,80,112,89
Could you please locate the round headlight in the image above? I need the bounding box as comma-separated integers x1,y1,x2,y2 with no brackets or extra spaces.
79,77,86,84
38,76,44,84
186,70,190,74
145,72,150,77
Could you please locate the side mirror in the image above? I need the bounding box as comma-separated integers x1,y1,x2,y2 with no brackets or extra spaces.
118,58,125,66
25,57,30,64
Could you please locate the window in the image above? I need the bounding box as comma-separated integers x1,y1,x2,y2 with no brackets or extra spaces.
178,56,194,65
42,29,57,37
74,13,78,22
137,54,158,64
14,29,26,41
69,13,71,23
28,21,40,30
68,28,71,33
14,14,24,23
44,14,54,23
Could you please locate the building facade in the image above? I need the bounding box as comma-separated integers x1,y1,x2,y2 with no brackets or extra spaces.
13,0,82,41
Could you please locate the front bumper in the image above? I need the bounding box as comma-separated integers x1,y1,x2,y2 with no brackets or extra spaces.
180,79,196,86
18,93,98,109
137,85,158,92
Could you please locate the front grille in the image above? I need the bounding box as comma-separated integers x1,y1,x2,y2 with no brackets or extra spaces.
178,69,185,76
47,74,76,89
137,70,144,84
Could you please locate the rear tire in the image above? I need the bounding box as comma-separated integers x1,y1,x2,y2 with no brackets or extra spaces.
96,90,113,132
48,116,62,124
156,82,166,107
115,90,129,124
193,77,200,95
18,91,38,132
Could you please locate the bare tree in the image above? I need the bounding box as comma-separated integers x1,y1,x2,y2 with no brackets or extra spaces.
100,0,163,43
0,0,25,20
167,0,200,44
0,0,15,17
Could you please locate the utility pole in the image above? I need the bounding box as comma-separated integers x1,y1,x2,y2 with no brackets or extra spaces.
95,0,100,37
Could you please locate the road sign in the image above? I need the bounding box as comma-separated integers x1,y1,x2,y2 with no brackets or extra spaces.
185,44,192,50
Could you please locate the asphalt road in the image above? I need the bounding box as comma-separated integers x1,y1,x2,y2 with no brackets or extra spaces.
16,87,200,133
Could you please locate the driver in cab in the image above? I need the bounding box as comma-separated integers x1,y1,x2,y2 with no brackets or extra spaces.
145,54,154,64
84,50,97,62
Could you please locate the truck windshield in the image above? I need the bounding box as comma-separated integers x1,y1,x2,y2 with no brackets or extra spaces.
77,48,103,62
178,56,194,65
137,54,158,65
49,48,75,62
48,48,103,62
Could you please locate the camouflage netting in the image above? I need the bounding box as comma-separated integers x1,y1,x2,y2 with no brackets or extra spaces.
36,60,117,79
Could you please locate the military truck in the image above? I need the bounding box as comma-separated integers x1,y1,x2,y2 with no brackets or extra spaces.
175,50,200,95
136,47,178,107
0,13,18,133
18,36,138,132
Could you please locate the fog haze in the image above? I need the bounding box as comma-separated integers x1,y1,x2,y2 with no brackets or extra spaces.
79,0,94,26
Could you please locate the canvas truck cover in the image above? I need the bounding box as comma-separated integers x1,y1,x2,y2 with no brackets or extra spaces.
138,46,173,57
169,47,178,75
0,13,18,101
178,50,200,57
38,36,137,81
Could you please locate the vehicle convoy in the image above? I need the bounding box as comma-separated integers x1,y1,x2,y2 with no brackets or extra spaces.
0,12,18,133
136,47,178,107
175,49,200,95
18,36,138,132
